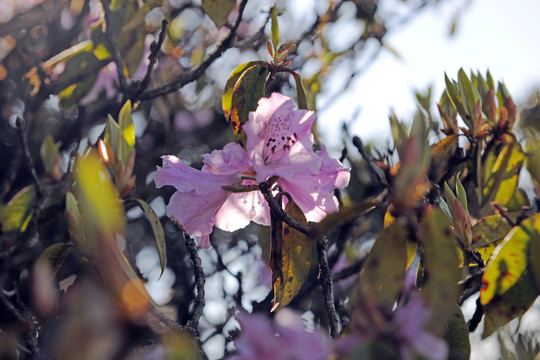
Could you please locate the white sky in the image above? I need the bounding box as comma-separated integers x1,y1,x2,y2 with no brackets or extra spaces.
317,0,540,145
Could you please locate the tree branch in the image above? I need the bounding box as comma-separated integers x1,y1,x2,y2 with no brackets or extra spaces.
184,233,206,337
317,236,341,338
131,19,168,102
258,182,312,235
100,0,128,92
139,0,249,101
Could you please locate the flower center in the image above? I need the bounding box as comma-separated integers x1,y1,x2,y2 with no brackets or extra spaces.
262,115,298,163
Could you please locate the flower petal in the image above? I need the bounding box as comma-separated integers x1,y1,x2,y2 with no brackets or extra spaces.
244,93,320,183
214,189,270,232
278,147,350,222
201,142,251,175
154,155,241,247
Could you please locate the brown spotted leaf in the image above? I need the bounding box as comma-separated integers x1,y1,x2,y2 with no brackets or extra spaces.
271,199,312,311
230,63,269,144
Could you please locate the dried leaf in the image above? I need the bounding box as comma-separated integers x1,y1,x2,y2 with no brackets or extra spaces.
271,199,312,311
230,64,269,143
222,61,266,119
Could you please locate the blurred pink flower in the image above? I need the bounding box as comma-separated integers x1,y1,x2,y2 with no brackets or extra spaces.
391,294,448,360
231,310,331,360
155,93,350,247
337,293,448,360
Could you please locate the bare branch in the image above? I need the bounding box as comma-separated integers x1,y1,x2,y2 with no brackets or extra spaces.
317,236,341,338
100,0,128,92
139,0,249,101
184,233,206,336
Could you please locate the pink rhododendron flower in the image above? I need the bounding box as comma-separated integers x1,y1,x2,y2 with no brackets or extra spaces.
337,293,448,360
392,294,448,360
155,93,350,247
231,310,331,360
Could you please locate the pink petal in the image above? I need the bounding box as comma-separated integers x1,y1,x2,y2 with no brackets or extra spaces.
278,147,350,222
201,142,251,175
214,189,270,232
243,93,320,183
154,155,241,247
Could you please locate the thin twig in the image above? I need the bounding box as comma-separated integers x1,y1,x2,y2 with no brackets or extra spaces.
0,145,22,202
258,182,312,235
139,0,249,101
16,117,43,197
131,19,168,101
352,136,388,188
467,296,484,332
184,233,206,336
317,236,341,338
100,0,128,92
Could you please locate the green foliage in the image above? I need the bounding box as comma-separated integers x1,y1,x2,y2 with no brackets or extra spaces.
359,222,407,305
130,199,167,278
0,185,36,236
202,0,236,28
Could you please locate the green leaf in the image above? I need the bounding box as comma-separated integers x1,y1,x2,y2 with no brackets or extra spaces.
202,0,236,28
104,103,134,170
480,214,540,306
230,63,269,143
444,304,471,360
271,5,280,55
359,222,407,305
36,243,73,279
117,100,135,167
483,270,538,338
65,191,86,249
472,214,513,262
131,199,166,278
40,135,60,175
419,208,460,336
482,141,524,209
455,177,467,213
58,51,101,109
526,137,540,194
222,61,267,119
389,114,408,158
293,72,307,110
445,73,467,126
0,185,36,235
74,150,126,250
457,68,481,127
271,199,312,311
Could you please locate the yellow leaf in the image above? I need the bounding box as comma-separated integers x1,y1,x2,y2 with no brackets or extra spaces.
480,214,540,306
271,199,312,311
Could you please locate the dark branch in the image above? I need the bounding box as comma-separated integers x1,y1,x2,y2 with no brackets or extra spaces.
317,236,341,338
131,19,168,102
184,233,206,336
100,0,128,92
139,0,249,101
258,182,312,235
